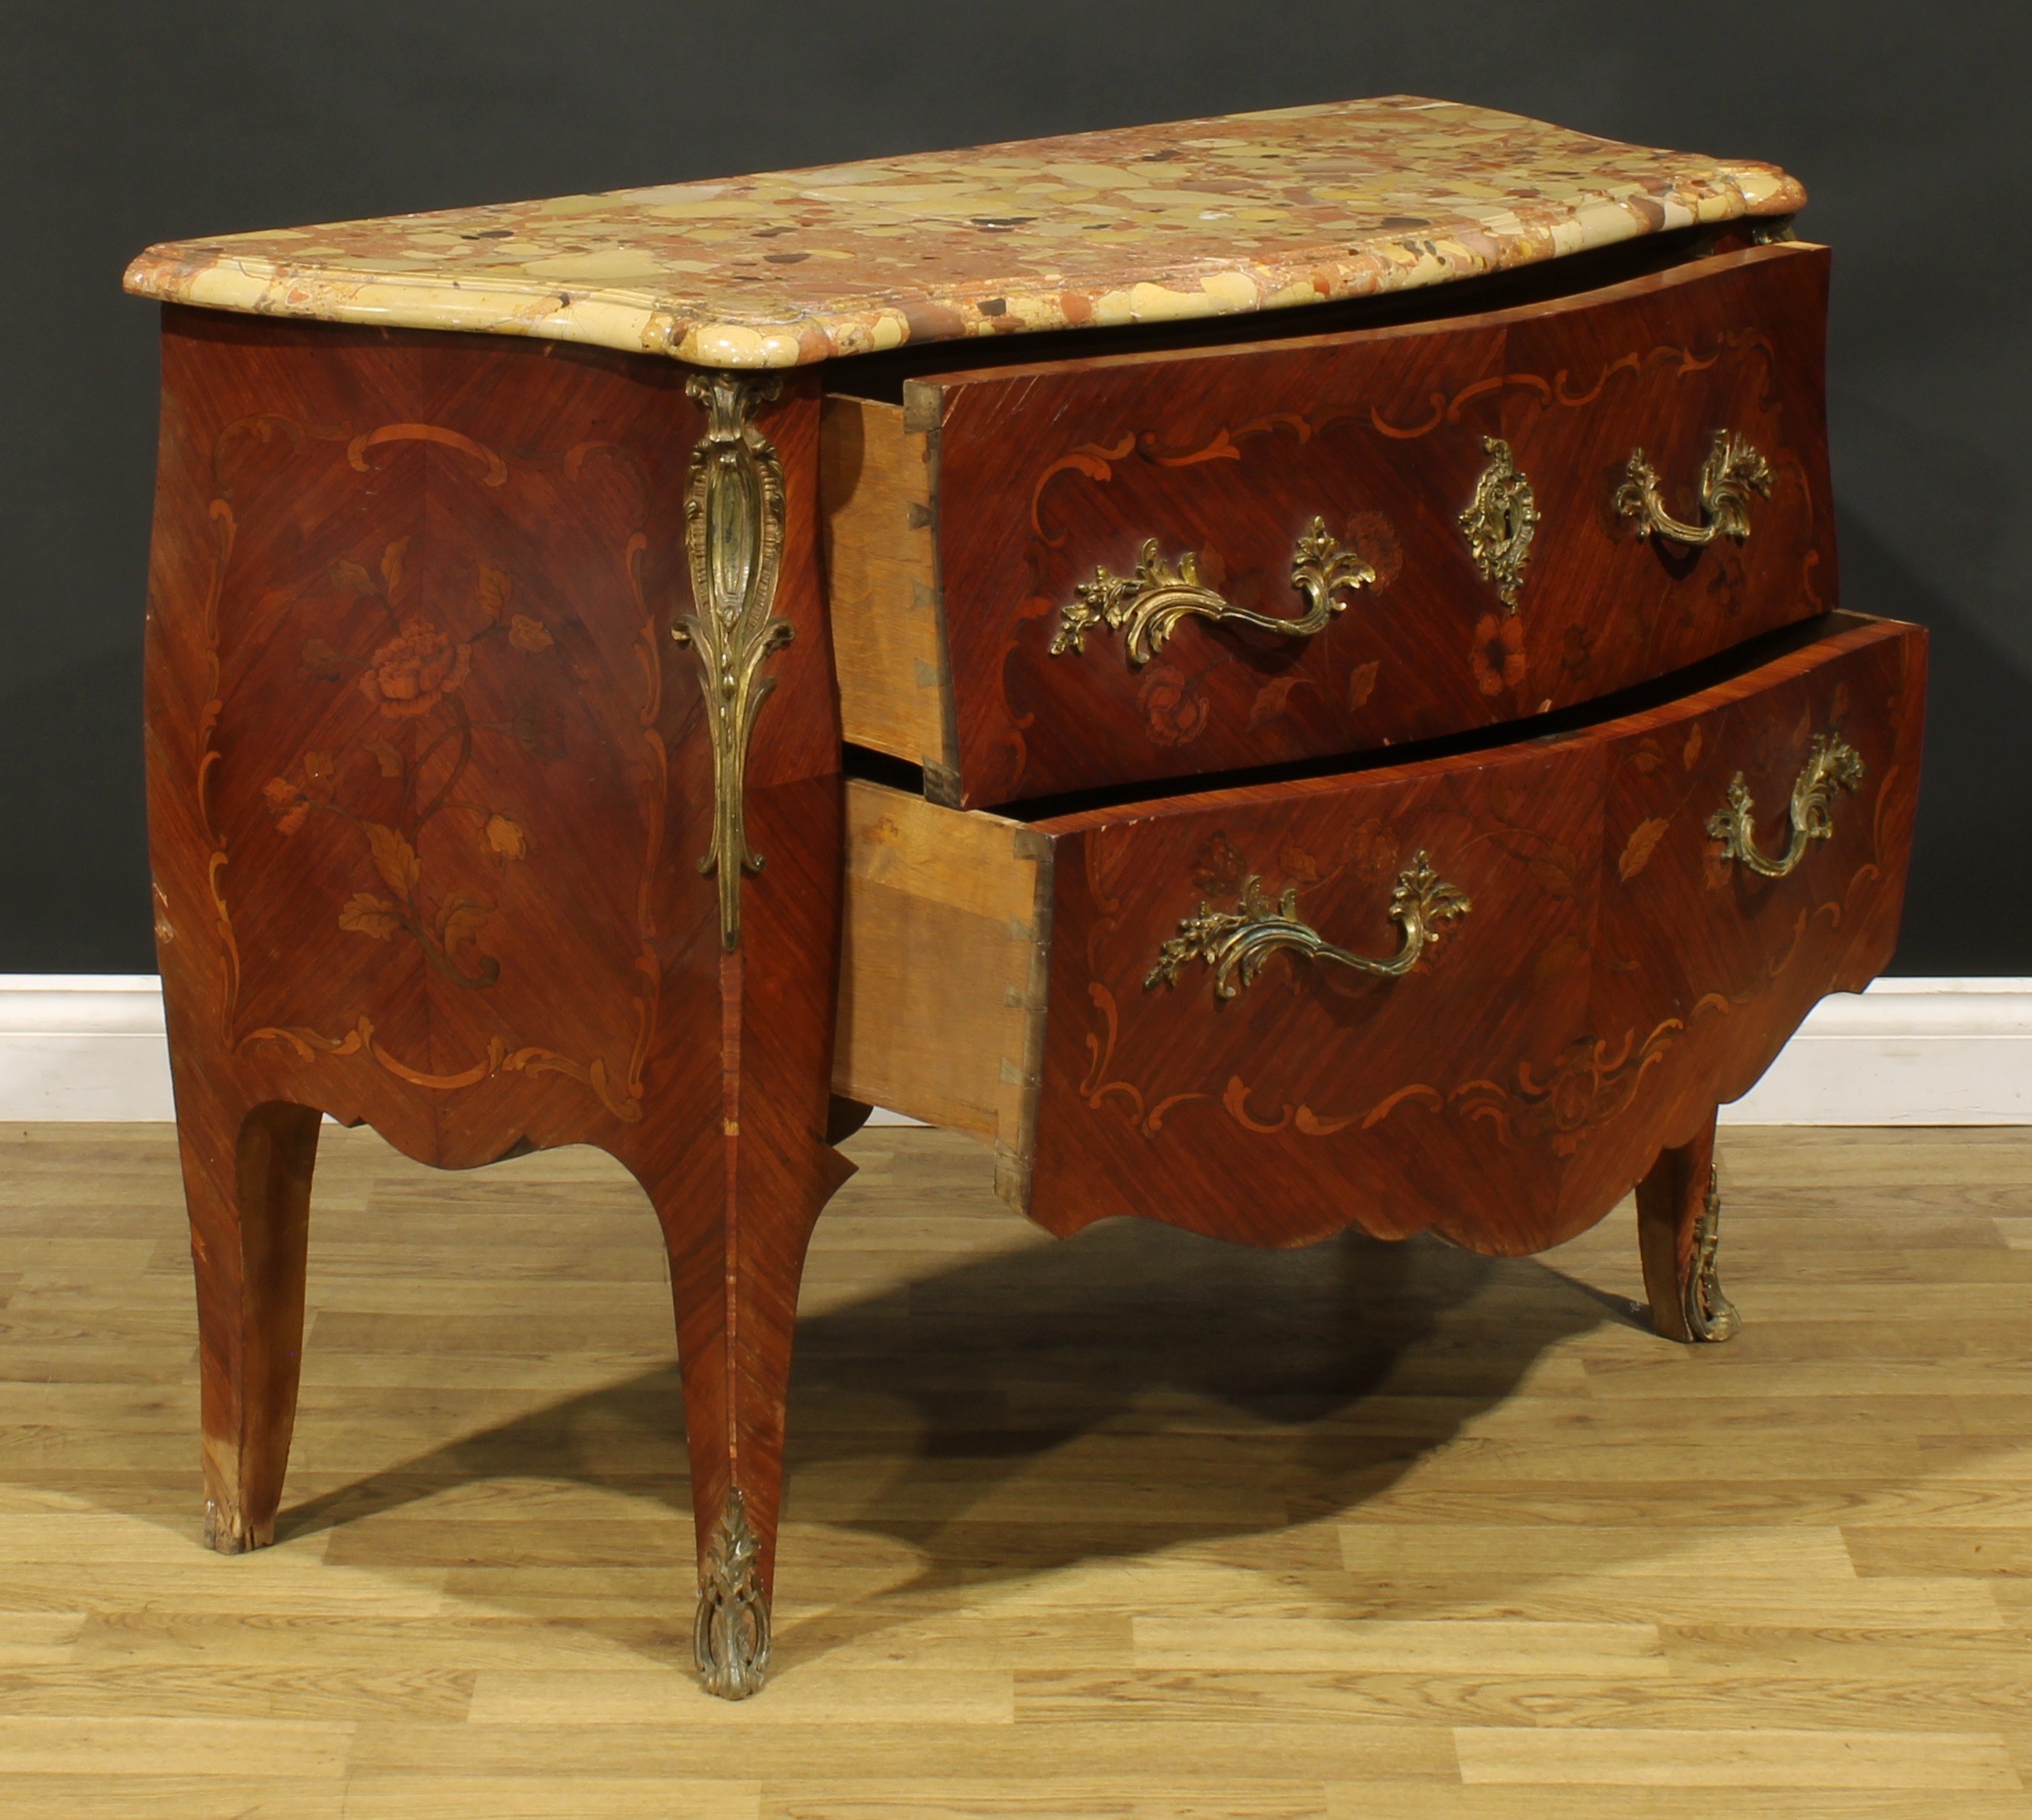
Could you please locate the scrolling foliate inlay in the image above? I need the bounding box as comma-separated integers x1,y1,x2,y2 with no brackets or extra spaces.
201,415,666,1126
262,540,558,992
675,373,794,950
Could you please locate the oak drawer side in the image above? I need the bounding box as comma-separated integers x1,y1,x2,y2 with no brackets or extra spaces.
819,397,958,781
834,781,1050,1182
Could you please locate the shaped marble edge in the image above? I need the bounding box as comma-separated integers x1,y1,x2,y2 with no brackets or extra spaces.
122,97,1806,371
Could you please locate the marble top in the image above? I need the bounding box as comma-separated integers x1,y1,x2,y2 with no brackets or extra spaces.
123,97,1803,370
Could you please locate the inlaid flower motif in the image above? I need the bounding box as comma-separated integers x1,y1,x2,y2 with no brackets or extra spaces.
482,812,529,862
1471,612,1526,697
359,620,474,719
1547,1045,1606,1134
1138,662,1209,746
299,638,345,682
338,892,401,939
262,775,311,835
262,751,337,835
1561,624,1593,680
1342,816,1401,883
1191,832,1247,895
1450,1027,1682,1156
1346,511,1402,591
282,548,560,989
1618,817,1671,882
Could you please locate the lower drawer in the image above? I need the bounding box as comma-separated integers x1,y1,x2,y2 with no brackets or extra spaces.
834,613,1925,1253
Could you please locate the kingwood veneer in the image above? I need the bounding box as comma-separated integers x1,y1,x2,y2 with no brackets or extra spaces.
123,97,1923,1697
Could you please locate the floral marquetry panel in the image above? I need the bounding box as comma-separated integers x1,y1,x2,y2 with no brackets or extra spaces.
1589,618,1925,1117
144,307,833,1170
123,98,1802,369
924,244,1833,808
143,303,847,1631
1023,616,1923,1255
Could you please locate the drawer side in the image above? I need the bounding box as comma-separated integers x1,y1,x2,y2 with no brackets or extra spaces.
819,398,960,792
833,781,1051,1200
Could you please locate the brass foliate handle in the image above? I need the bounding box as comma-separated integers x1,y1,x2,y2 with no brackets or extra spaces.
1050,517,1374,664
1145,852,1470,1000
1614,429,1771,547
1706,735,1864,879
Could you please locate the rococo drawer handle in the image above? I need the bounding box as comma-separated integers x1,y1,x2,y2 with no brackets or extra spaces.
1614,429,1771,547
1706,735,1865,879
1050,517,1374,664
1145,852,1470,1000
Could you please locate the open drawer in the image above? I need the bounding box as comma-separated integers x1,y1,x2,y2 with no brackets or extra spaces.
822,243,1837,809
833,613,1924,1250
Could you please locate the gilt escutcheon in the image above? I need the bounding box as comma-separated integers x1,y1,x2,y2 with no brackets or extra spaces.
1458,436,1538,611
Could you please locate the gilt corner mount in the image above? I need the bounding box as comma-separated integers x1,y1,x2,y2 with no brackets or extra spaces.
675,371,795,951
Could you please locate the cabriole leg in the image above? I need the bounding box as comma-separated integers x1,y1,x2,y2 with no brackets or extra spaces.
637,1103,851,1701
175,1093,322,1550
1636,1110,1740,1344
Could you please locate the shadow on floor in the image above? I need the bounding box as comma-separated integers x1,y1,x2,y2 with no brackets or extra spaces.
268,1185,1648,1670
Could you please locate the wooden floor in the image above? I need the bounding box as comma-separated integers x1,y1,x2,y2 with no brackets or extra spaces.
0,1122,2027,1817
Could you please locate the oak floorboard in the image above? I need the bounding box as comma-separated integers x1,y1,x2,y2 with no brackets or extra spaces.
0,1121,2024,1811
1012,1664,2032,1728
339,1778,765,1819
1324,1789,2032,1820
760,1781,1334,1819
1449,1722,2020,1789
0,1776,348,1820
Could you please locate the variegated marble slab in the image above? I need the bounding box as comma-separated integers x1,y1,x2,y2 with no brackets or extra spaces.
123,96,1804,370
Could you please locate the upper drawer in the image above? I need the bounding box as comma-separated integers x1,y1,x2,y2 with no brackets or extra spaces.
822,244,1834,809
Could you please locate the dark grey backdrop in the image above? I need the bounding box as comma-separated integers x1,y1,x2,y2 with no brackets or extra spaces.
5,1,2027,973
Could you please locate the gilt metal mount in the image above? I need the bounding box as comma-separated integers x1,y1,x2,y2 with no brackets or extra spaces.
1614,429,1771,547
1683,1170,1740,1343
675,372,794,950
1458,436,1538,611
1051,517,1374,664
1706,734,1864,880
694,1487,770,1699
1146,853,1470,1000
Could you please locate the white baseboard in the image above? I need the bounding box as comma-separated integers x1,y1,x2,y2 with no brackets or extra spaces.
1715,978,2032,1125
1,975,2025,1127
0,977,180,1121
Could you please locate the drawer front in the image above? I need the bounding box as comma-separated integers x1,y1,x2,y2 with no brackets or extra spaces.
916,244,1832,808
1024,614,1923,1252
